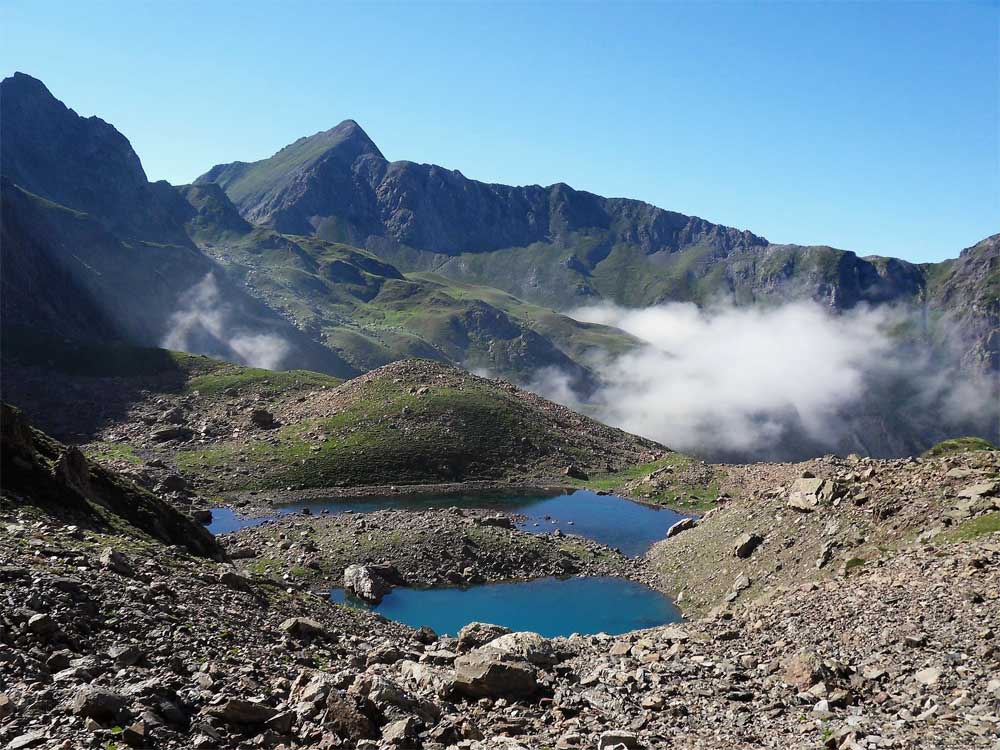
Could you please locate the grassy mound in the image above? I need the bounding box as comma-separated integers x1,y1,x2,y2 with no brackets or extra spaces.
176,359,664,492
922,436,997,458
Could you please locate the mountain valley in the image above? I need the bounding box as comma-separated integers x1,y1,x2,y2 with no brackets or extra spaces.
1,66,999,750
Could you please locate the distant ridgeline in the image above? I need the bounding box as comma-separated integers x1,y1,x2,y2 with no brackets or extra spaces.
1,71,996,460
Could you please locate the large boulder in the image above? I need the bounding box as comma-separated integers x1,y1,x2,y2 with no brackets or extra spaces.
206,699,278,725
456,622,512,652
349,671,440,724
451,651,539,700
787,478,840,512
733,532,763,558
344,564,392,603
324,691,377,741
666,517,696,538
280,617,333,641
250,409,278,429
484,631,559,667
69,686,127,722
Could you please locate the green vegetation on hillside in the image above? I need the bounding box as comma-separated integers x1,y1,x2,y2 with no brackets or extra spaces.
922,436,997,458
569,453,719,510
175,372,574,492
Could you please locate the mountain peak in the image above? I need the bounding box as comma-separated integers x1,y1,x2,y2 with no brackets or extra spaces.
4,71,53,93
313,118,384,161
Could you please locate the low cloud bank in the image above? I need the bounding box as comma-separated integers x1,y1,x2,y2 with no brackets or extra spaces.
528,301,996,460
162,273,289,369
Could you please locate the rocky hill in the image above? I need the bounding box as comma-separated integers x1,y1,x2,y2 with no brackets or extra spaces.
1,337,665,499
1,403,218,557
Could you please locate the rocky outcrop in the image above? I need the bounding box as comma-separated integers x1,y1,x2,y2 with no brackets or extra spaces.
0,403,220,557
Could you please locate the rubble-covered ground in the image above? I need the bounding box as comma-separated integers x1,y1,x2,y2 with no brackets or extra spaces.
1,392,998,748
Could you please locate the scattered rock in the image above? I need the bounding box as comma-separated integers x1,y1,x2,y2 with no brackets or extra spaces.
456,621,512,652
99,547,133,576
70,686,127,722
733,532,763,558
250,409,278,429
666,517,696,538
280,616,333,640
207,699,279,725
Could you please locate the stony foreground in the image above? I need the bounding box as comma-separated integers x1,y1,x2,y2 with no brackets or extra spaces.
1,402,998,749
1,503,998,750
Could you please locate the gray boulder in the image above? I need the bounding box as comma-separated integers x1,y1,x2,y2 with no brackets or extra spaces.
456,621,512,652
70,686,127,722
666,517,696,538
451,651,538,699
485,631,559,667
787,478,840,511
207,699,278,725
733,532,763,558
280,617,333,641
344,564,392,603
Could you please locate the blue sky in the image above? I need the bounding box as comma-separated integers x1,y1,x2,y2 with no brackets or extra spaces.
2,1,996,262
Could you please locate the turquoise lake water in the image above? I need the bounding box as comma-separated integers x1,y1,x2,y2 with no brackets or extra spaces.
330,576,681,637
206,489,688,557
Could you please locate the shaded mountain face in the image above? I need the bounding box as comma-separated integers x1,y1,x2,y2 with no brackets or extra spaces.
0,74,354,378
923,235,999,372
0,74,634,389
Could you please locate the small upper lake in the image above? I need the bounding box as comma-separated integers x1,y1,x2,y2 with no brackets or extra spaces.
330,576,681,637
206,489,689,556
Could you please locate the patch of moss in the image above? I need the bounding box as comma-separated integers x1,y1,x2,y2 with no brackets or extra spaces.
185,365,340,396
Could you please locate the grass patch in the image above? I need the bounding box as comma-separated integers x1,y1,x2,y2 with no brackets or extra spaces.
176,369,574,491
84,442,143,466
921,436,996,459
570,452,719,510
186,365,340,396
937,512,1000,543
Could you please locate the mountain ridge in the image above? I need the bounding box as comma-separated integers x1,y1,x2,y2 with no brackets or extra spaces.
195,114,997,378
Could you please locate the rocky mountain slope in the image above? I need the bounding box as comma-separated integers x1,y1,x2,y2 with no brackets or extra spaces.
0,74,353,377
196,121,997,368
2,72,994,465
0,73,637,387
176,183,636,381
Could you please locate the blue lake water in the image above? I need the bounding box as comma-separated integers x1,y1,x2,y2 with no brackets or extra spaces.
330,576,681,637
206,489,688,556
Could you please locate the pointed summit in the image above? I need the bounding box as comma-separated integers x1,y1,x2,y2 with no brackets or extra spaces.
194,118,384,213
308,118,384,162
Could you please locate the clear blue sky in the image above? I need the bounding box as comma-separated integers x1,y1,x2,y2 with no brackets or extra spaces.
2,1,996,262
